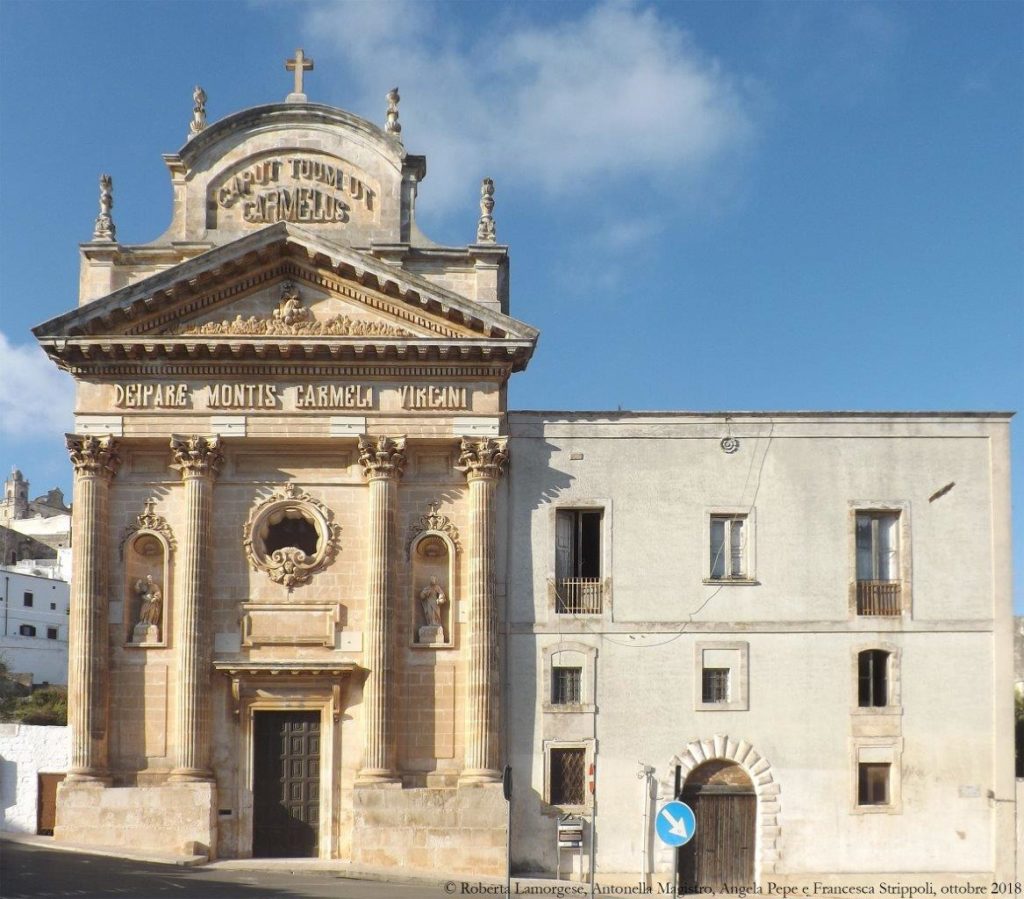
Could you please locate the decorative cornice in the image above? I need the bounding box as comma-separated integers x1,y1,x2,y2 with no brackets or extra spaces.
455,436,508,481
407,501,462,556
357,436,407,480
120,497,176,559
169,435,224,478
66,434,121,479
242,483,342,589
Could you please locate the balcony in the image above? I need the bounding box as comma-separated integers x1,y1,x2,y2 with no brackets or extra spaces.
856,580,902,616
553,578,604,615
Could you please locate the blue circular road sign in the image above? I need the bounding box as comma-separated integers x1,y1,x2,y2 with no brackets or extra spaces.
655,800,696,847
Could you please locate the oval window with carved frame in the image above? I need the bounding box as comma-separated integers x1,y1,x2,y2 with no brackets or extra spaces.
242,484,341,588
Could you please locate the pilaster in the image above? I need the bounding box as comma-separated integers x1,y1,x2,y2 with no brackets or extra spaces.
356,435,406,785
64,435,121,782
168,435,223,782
455,437,507,784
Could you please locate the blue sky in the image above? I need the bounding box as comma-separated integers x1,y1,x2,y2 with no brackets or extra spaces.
1,1,1021,609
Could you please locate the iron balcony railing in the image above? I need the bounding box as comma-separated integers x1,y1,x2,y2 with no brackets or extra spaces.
856,580,902,616
554,577,604,615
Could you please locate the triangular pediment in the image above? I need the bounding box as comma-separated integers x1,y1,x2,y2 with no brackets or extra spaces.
33,223,538,372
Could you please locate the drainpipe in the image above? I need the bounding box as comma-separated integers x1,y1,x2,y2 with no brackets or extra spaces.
4,574,8,637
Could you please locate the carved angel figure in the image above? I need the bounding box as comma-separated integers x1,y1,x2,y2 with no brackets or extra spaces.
420,576,447,628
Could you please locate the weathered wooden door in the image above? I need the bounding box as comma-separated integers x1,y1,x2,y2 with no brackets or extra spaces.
253,711,321,857
679,792,756,890
37,773,65,835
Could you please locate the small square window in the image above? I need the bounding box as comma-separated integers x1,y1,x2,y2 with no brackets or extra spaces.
552,667,582,705
46,627,58,640
702,668,730,704
50,602,56,611
23,592,33,608
858,763,890,806
709,515,747,580
549,747,586,806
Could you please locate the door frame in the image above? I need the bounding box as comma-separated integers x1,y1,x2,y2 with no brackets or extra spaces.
679,782,757,892
238,695,336,860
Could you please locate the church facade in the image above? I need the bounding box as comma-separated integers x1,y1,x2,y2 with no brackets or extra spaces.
33,58,1016,885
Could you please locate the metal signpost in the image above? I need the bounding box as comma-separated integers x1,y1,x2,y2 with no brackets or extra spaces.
503,765,513,899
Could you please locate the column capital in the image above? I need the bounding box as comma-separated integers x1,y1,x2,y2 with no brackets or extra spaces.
170,435,224,479
455,437,508,482
66,434,121,480
358,435,406,481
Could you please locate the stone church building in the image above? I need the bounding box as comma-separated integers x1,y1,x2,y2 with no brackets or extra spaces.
33,56,1016,885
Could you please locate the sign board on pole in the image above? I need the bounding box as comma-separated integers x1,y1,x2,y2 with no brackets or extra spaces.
655,800,696,847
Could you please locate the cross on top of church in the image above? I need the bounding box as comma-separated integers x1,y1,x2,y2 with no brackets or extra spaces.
285,49,314,102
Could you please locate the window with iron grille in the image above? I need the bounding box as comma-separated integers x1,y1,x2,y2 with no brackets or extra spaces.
555,509,602,614
858,763,890,806
857,650,889,707
47,627,58,640
701,667,730,704
23,592,33,608
709,515,746,579
549,747,586,806
552,666,583,705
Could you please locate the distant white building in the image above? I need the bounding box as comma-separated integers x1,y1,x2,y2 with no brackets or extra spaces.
0,568,70,685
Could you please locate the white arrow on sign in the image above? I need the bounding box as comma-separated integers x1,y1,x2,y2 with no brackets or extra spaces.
660,807,689,838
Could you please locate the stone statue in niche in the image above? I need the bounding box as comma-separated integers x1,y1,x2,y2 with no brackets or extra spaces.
133,575,163,644
419,576,447,645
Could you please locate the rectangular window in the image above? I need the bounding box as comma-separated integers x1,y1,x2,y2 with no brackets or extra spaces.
855,512,901,615
552,666,583,705
19,624,36,637
701,667,730,704
549,747,586,806
858,763,890,806
50,602,56,611
710,515,746,579
46,627,58,640
555,509,603,614
23,592,33,608
858,650,889,707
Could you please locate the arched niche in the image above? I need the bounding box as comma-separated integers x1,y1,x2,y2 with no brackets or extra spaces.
123,530,172,648
409,531,456,648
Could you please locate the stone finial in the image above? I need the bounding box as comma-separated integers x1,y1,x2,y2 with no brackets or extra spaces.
385,87,401,137
285,48,314,103
188,85,207,139
92,174,116,242
476,178,496,244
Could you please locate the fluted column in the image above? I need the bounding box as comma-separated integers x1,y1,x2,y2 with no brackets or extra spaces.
455,437,507,784
356,435,406,784
65,435,121,782
168,435,223,782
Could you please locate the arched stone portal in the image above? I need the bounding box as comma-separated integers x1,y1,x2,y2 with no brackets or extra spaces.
661,735,781,888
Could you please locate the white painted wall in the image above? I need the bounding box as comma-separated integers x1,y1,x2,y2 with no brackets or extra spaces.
0,568,70,685
0,723,70,833
504,413,1015,879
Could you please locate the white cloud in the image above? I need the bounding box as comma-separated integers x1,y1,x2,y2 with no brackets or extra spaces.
304,1,755,212
0,331,74,439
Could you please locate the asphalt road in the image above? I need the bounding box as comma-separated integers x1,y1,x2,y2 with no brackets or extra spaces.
0,842,463,899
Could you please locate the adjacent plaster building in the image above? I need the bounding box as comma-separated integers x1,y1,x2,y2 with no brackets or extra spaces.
32,57,1016,885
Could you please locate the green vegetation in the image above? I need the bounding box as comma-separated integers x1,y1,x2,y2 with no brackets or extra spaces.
0,656,68,726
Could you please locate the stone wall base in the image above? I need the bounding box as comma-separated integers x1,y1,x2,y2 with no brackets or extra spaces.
55,780,217,859
352,783,506,875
